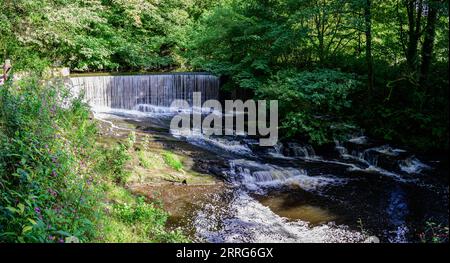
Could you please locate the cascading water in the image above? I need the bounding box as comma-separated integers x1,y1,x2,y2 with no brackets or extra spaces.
227,159,345,193
399,157,431,174
285,142,317,159
70,73,220,110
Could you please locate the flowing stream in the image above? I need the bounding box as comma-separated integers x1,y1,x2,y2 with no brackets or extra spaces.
70,74,449,243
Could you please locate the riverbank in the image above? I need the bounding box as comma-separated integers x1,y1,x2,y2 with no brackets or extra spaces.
0,79,190,243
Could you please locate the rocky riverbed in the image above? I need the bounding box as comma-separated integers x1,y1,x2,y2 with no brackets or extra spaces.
93,107,449,243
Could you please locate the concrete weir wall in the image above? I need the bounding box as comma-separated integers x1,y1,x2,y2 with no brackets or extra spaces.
70,73,220,110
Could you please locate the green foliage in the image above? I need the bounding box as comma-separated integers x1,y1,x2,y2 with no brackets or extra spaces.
126,131,137,149
162,151,183,171
102,143,131,184
1,0,448,243
2,0,448,151
113,197,166,227
137,150,152,169
355,62,450,151
187,0,449,151
257,69,362,145
0,76,101,242
111,197,188,243
0,76,187,242
0,0,218,72
186,0,288,90
141,134,150,150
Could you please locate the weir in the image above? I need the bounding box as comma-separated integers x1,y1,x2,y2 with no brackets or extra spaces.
70,73,220,110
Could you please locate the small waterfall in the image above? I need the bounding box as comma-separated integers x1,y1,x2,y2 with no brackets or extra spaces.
399,157,431,174
227,159,344,192
267,142,287,158
334,140,349,156
70,73,220,110
334,139,433,182
348,136,368,145
337,143,402,166
286,142,316,158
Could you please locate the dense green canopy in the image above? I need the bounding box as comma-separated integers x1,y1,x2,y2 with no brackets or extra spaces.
1,0,448,150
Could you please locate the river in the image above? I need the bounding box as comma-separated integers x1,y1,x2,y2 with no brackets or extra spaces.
70,74,449,243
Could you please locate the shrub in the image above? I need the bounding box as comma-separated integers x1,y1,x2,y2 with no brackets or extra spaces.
101,143,131,184
1,75,190,243
126,131,136,150
256,69,362,145
0,76,101,242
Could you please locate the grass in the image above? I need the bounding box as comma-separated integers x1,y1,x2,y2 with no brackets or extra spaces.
137,150,153,169
94,132,189,243
97,183,188,243
98,182,188,243
162,151,184,171
137,150,166,170
96,147,189,243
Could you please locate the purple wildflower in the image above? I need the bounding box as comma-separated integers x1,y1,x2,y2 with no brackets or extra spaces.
48,188,58,197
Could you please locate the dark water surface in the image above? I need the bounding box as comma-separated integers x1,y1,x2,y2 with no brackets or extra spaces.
92,107,448,243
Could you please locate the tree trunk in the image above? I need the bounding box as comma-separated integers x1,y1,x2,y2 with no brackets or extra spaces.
364,0,374,95
405,0,423,72
419,1,439,88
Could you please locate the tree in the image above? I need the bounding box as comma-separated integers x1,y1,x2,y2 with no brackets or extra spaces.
404,0,425,73
419,0,440,87
364,0,374,95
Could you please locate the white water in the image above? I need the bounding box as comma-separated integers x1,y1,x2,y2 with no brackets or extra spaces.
195,190,366,243
70,73,219,109
348,136,369,144
184,135,254,156
228,159,346,193
267,142,293,159
91,107,446,243
92,110,368,243
399,157,431,174
333,140,426,183
286,142,317,159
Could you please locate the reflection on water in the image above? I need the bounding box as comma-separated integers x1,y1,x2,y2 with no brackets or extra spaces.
386,186,409,243
257,195,336,225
